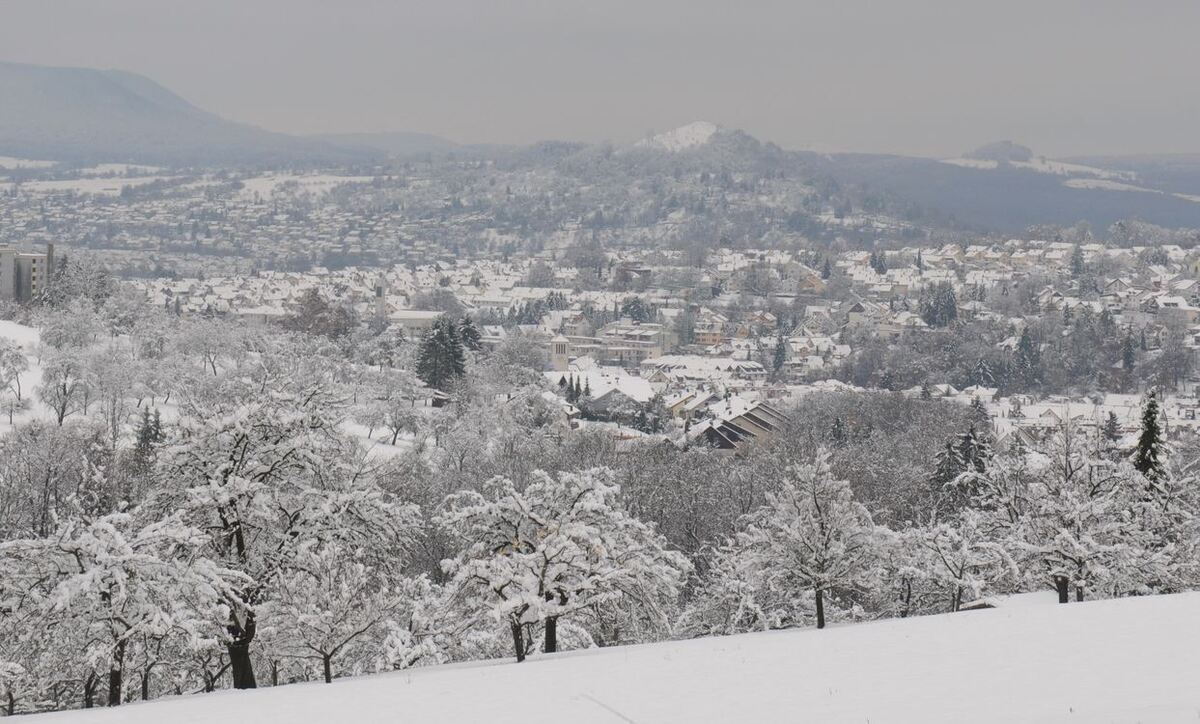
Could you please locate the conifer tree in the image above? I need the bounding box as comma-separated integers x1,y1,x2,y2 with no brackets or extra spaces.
1133,390,1165,481
1122,331,1137,380
1070,244,1085,278
458,316,483,352
1103,411,1122,444
932,439,965,487
971,358,995,388
416,317,466,390
1014,328,1041,387
830,417,848,447
772,335,787,375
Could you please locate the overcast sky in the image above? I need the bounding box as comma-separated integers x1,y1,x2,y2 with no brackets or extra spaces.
3,0,1199,157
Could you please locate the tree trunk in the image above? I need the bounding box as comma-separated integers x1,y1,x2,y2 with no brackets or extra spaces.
227,641,257,689
322,655,333,684
510,621,526,663
1075,586,1084,603
107,639,125,706
141,670,151,701
815,587,826,629
544,616,558,654
7,690,16,716
1054,576,1070,604
83,673,97,709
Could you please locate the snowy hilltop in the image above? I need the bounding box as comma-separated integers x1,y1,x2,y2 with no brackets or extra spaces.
635,121,722,152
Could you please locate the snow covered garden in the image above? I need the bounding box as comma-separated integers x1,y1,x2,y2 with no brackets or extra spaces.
1,258,1199,719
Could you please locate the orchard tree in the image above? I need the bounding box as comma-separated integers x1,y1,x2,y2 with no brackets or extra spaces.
0,339,28,401
269,542,425,683
438,468,689,661
0,511,238,707
732,450,878,629
161,363,418,688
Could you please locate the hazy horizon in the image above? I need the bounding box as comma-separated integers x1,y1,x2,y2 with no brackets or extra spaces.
3,0,1200,158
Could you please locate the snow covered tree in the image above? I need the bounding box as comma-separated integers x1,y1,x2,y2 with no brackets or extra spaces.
415,317,466,390
964,425,1181,604
620,296,651,322
971,358,995,388
0,392,29,425
268,542,425,683
931,439,965,488
1070,244,1085,278
731,450,878,629
1,511,239,707
438,468,689,661
161,364,419,688
916,508,1016,611
1013,328,1041,388
37,352,88,426
919,282,958,327
1133,390,1165,481
772,335,788,376
1103,412,1121,445
0,339,28,401
457,316,483,352
358,369,424,445
1121,331,1137,383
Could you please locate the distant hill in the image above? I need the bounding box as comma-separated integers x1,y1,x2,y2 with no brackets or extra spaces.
966,140,1034,163
615,125,1200,232
0,61,365,166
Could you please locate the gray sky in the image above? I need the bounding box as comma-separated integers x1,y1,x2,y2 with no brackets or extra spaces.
3,0,1199,157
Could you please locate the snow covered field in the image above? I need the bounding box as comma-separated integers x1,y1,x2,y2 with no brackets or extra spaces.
237,173,375,199
0,156,56,170
0,320,47,432
0,176,168,195
19,592,1200,724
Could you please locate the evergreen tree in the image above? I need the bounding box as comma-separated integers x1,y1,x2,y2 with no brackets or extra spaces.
971,358,995,388
1121,331,1137,375
415,317,467,390
829,417,848,448
1014,328,1041,387
458,316,483,352
772,335,788,375
968,397,990,428
1132,390,1165,481
821,257,832,280
932,439,965,487
919,282,958,327
1103,411,1121,444
1070,244,1085,278
957,425,992,474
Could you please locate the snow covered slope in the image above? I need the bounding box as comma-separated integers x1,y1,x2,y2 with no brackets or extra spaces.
636,121,721,152
21,593,1200,723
